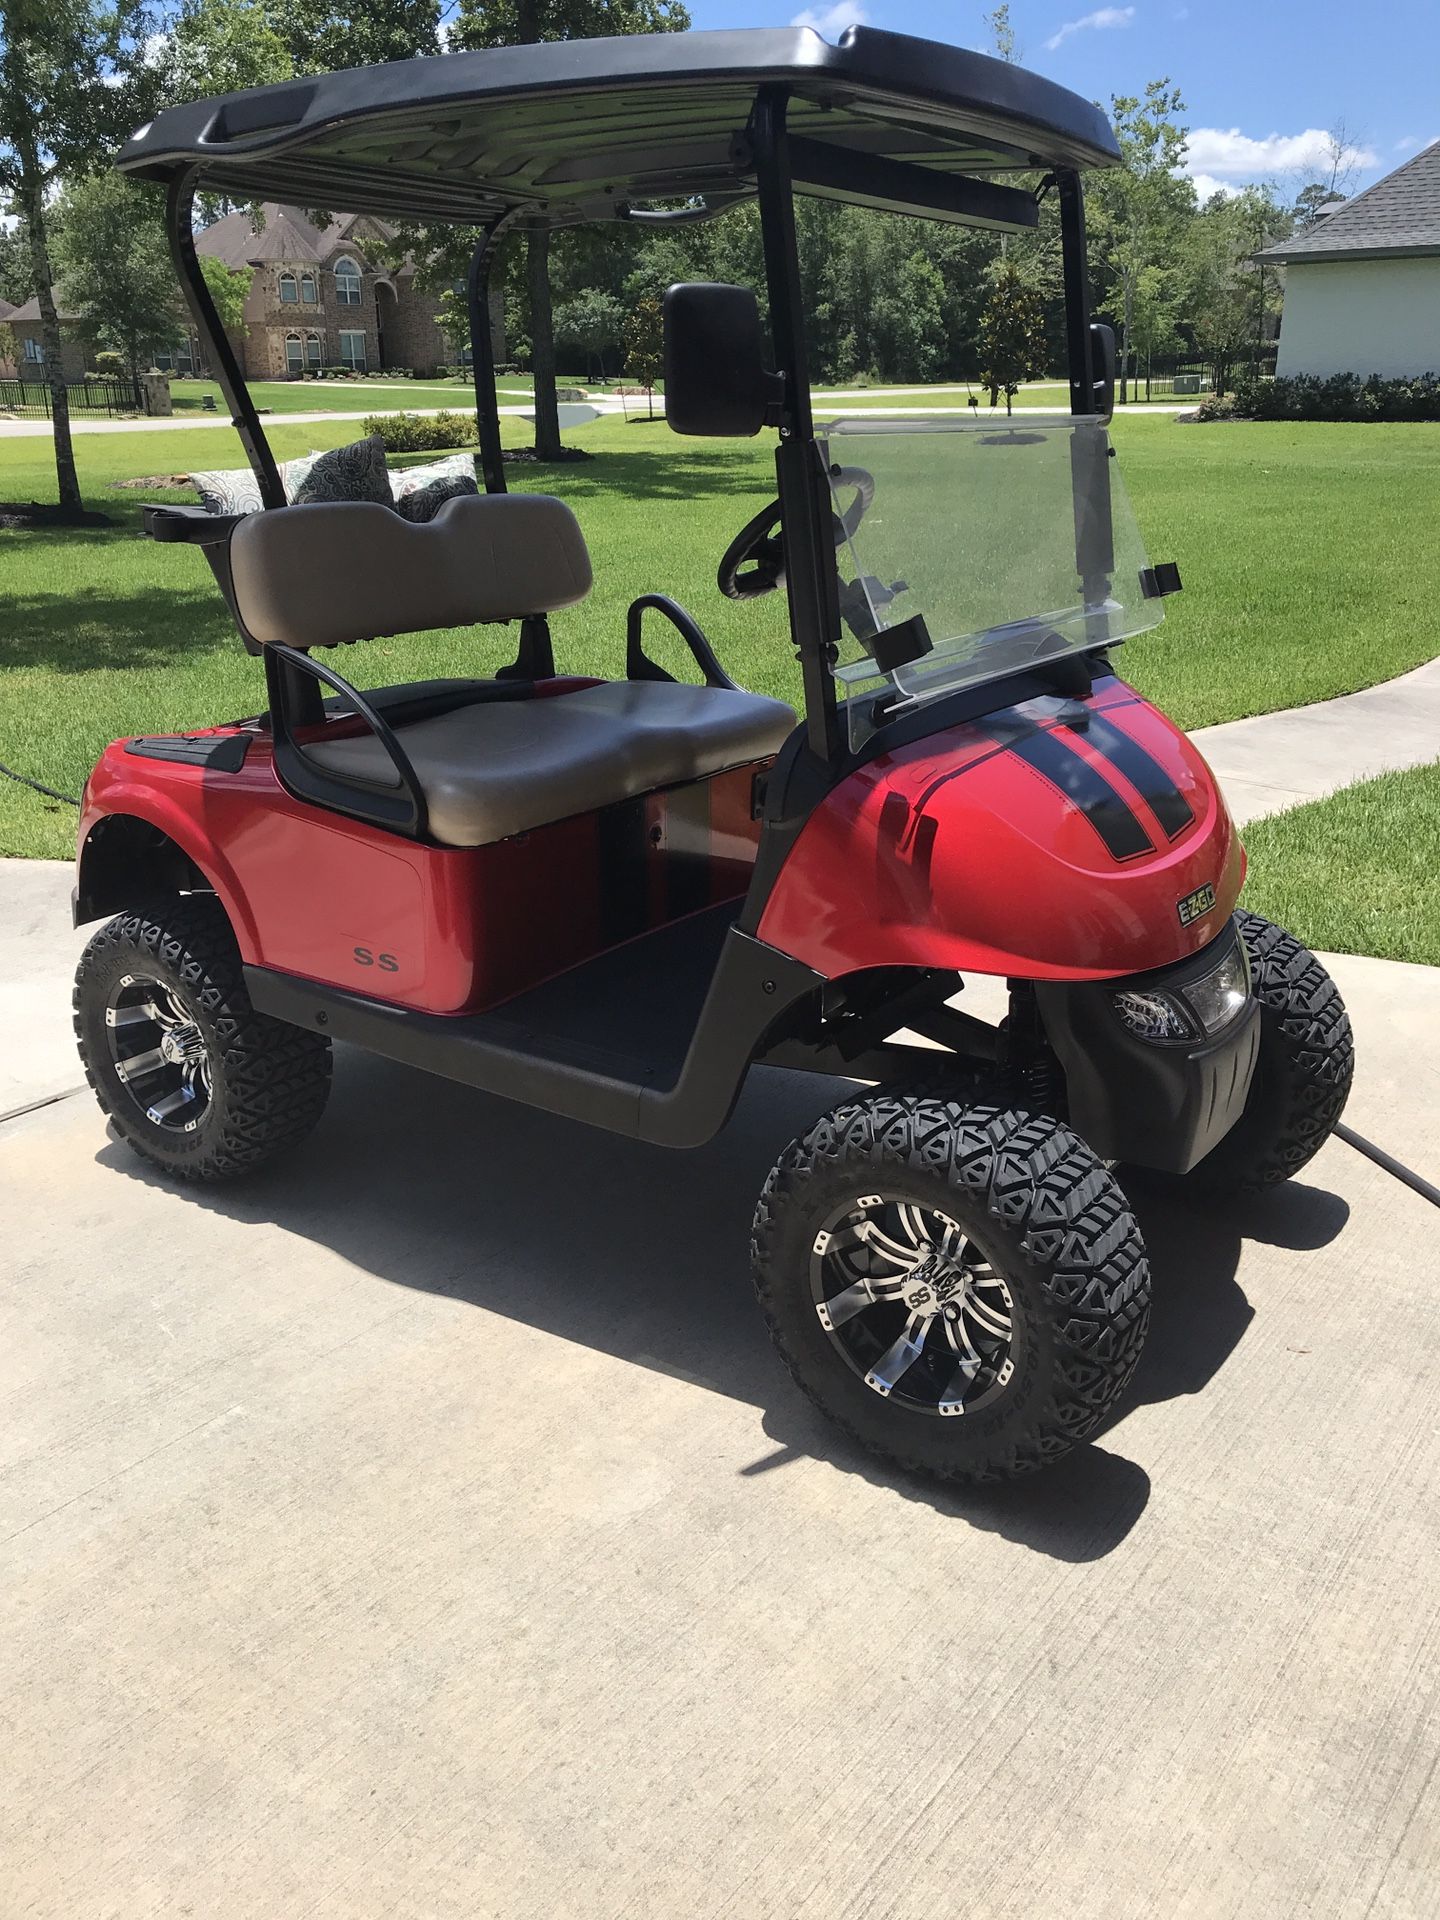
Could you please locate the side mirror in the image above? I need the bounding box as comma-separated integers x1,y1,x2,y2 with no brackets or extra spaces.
1090,322,1116,422
663,283,783,437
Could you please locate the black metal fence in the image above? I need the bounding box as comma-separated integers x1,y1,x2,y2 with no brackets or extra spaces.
1137,362,1211,400
0,375,144,419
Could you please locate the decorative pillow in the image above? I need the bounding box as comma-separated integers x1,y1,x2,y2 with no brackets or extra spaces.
191,464,269,515
191,445,365,515
288,434,393,507
395,474,480,523
389,452,478,505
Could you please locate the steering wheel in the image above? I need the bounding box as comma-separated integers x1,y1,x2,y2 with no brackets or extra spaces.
716,465,875,602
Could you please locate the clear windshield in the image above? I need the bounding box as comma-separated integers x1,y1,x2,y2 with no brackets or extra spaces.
823,414,1164,746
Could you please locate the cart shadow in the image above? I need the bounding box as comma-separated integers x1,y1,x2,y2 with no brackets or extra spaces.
97,1049,1348,1563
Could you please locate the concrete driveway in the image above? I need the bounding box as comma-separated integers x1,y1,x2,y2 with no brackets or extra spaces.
3,861,1438,1919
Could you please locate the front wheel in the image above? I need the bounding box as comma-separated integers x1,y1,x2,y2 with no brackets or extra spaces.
751,1095,1151,1484
1192,911,1354,1193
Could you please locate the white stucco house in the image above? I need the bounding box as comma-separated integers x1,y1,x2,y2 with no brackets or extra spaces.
1256,141,1440,377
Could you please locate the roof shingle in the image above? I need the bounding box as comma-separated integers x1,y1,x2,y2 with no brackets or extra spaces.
1257,140,1440,262
195,203,397,268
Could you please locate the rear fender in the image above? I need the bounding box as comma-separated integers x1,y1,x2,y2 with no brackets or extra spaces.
76,758,259,957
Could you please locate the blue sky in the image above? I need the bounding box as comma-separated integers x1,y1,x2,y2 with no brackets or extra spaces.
685,0,1440,200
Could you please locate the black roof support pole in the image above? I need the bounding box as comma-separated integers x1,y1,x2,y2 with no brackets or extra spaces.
751,87,842,765
165,169,285,510
1057,169,1115,626
1058,169,1095,418
467,213,513,495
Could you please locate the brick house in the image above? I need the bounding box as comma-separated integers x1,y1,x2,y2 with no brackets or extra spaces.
0,295,94,381
195,203,502,377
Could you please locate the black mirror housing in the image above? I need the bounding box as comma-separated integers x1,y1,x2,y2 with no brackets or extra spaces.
1089,321,1116,422
663,283,783,437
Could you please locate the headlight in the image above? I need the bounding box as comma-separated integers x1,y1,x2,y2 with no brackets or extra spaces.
1182,938,1251,1037
1110,931,1251,1045
1112,989,1190,1043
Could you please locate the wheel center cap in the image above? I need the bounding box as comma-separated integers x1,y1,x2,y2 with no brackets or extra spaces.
901,1254,963,1315
161,1023,204,1066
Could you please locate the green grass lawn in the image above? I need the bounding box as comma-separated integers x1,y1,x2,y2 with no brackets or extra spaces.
1239,762,1440,967
2,409,1439,860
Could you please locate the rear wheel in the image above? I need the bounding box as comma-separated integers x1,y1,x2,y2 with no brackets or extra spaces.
1192,911,1353,1193
751,1093,1150,1484
74,896,331,1182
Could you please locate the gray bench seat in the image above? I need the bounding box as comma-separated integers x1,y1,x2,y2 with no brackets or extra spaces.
305,679,795,847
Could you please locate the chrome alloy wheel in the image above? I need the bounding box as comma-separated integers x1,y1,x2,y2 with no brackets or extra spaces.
810,1196,1014,1417
104,972,214,1134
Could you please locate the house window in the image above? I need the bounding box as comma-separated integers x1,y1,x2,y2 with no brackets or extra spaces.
334,257,362,306
300,272,317,305
285,332,304,373
23,336,45,363
306,332,322,367
278,272,298,304
339,330,367,371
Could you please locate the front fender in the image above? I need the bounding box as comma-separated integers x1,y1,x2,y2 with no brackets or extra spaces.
756,677,1244,982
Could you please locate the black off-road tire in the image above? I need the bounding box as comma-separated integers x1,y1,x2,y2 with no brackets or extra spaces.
1192,911,1354,1194
74,895,332,1182
751,1094,1151,1484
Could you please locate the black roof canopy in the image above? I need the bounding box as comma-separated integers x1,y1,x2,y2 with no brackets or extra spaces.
116,26,1120,231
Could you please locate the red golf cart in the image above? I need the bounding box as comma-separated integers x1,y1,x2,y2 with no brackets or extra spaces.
73,27,1352,1483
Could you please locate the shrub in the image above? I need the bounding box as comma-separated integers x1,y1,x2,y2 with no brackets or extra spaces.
1223,370,1440,423
362,409,477,452
1195,393,1239,421
93,349,126,378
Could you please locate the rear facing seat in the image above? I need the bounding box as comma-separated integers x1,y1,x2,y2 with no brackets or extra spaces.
226,495,795,845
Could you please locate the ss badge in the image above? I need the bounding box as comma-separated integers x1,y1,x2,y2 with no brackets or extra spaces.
1177,882,1217,927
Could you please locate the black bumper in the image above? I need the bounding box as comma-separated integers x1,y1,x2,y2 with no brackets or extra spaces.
1035,931,1261,1175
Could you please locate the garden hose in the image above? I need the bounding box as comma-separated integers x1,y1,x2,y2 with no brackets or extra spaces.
0,760,81,808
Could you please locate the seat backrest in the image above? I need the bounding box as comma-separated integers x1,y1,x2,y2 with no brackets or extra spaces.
227,491,593,650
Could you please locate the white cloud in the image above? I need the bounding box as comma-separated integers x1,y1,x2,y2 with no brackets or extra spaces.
1189,173,1243,202
1043,7,1134,52
791,0,867,36
1184,126,1378,181
1394,135,1417,152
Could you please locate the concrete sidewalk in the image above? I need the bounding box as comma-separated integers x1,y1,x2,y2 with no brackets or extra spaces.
1191,654,1440,822
0,399,623,438
3,930,1439,1919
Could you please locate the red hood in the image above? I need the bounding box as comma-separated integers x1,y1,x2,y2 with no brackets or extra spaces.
757,675,1244,982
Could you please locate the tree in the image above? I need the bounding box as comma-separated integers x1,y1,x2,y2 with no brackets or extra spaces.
452,0,690,458
978,255,1046,412
623,291,661,416
554,287,622,381
0,202,34,302
57,170,182,376
435,282,472,361
162,0,292,100
1292,181,1345,230
0,0,165,507
1086,80,1194,403
270,0,442,77
1125,262,1182,396
199,253,253,333
982,3,1018,62
1184,184,1289,394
